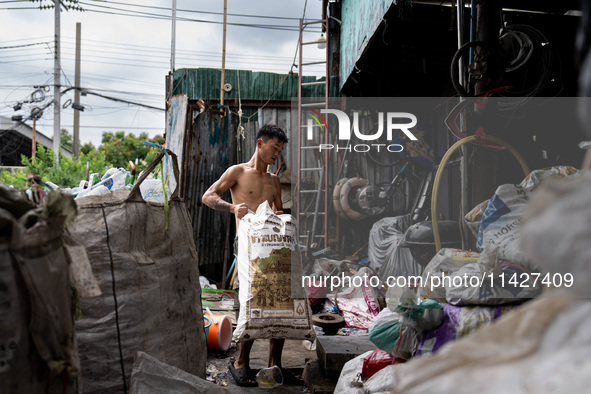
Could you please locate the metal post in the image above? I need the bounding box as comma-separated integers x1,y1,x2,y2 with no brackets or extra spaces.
456,0,465,88
73,22,81,158
220,0,227,106
297,18,303,233
323,17,329,249
53,0,61,164
457,0,472,248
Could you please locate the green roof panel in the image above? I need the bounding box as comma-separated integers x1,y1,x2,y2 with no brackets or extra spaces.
172,68,332,101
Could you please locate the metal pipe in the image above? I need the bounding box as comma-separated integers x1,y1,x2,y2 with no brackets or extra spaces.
310,160,324,247
456,0,465,88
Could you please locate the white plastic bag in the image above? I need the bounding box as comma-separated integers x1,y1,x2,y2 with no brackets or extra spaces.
417,248,480,302
464,200,488,238
333,350,373,394
140,178,165,203
446,245,541,305
477,166,578,264
520,171,591,297
476,184,530,263
129,352,227,394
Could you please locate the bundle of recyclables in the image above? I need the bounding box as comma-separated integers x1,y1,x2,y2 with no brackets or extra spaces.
70,149,207,392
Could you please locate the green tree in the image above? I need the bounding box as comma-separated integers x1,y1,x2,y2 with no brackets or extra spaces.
61,128,73,151
0,144,108,189
0,131,165,190
80,142,95,155
99,131,163,169
22,145,109,188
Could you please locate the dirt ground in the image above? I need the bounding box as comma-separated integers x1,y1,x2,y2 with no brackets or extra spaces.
205,339,317,393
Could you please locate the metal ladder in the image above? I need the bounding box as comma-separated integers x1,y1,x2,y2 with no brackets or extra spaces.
297,17,329,250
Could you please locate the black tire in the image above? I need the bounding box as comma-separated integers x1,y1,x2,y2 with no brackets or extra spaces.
312,313,346,335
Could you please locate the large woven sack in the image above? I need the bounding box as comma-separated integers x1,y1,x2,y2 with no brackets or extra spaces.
1,214,80,394
70,150,206,393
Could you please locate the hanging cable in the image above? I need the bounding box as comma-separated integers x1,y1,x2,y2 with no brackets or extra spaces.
236,70,244,156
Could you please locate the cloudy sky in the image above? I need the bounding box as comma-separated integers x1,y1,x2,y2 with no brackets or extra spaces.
0,0,325,148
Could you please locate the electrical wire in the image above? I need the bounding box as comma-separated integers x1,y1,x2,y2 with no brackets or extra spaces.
1,1,322,140
86,0,303,21
239,0,309,121
0,41,51,49
78,1,320,32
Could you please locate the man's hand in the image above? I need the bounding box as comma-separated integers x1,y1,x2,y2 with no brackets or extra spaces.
232,203,249,219
274,210,284,215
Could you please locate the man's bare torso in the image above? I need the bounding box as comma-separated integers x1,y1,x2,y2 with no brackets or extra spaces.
230,164,279,225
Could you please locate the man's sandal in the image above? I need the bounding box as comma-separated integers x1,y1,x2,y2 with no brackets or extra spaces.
229,363,258,387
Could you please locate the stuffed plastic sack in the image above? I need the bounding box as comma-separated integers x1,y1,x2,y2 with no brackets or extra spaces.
233,201,313,341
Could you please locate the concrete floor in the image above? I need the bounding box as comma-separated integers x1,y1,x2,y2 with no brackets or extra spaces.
206,339,316,393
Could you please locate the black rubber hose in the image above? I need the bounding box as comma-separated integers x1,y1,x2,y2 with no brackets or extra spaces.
450,40,492,97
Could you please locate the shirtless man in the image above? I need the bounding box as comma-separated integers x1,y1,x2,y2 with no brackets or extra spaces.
203,125,300,387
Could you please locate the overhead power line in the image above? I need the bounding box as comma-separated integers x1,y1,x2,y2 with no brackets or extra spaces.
86,0,302,21
0,41,51,49
78,1,321,32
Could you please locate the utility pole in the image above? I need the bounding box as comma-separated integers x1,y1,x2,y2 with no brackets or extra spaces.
220,0,227,106
53,0,61,165
169,0,176,101
73,22,81,158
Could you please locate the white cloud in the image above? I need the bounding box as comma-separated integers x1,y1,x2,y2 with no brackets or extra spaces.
0,0,322,149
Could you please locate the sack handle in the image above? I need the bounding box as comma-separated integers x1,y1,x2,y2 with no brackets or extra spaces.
127,148,181,202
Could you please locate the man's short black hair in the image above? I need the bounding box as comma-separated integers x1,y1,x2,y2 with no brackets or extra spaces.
256,124,288,143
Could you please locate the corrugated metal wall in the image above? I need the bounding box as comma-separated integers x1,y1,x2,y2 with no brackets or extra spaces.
174,68,335,279
182,105,297,279
183,107,236,279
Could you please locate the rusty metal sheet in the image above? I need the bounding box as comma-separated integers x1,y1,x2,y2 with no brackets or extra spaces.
182,108,235,278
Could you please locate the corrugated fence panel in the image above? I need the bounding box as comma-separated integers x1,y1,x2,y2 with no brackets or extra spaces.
182,106,294,279
183,108,236,278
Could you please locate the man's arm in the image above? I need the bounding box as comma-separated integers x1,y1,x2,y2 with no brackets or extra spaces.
272,175,283,214
202,166,248,218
